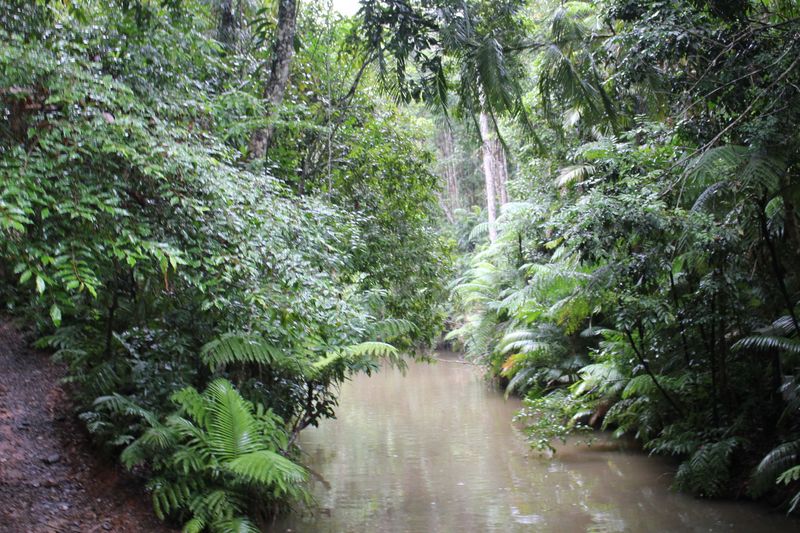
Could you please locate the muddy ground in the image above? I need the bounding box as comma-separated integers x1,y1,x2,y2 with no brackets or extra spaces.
0,321,172,533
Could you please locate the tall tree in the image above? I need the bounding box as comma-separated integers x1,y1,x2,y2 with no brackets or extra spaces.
248,0,298,161
478,110,498,242
494,139,508,205
436,123,461,223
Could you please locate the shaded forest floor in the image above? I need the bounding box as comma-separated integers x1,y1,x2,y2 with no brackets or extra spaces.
0,321,171,532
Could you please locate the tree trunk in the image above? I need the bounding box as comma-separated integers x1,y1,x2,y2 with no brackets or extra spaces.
495,138,509,205
479,111,498,242
216,0,241,50
780,172,800,264
248,0,298,161
436,125,461,222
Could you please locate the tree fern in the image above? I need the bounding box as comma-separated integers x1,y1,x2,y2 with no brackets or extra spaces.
685,145,786,206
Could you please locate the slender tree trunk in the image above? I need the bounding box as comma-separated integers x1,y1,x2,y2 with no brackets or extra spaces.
217,0,241,50
495,138,509,205
759,196,800,334
248,0,298,161
780,172,800,263
479,111,498,242
436,125,460,222
444,126,460,212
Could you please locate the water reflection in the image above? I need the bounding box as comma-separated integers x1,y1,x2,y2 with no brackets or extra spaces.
272,354,797,532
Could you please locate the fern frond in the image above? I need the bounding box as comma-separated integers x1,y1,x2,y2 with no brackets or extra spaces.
572,361,626,396
149,478,195,520
505,366,539,397
468,221,489,241
93,393,159,427
732,335,800,354
675,438,740,497
741,152,785,193
199,489,244,520
778,465,800,485
369,318,417,341
182,517,206,533
556,164,595,187
212,517,260,533
343,341,399,359
751,439,800,496
685,145,748,184
171,387,208,428
773,315,797,336
201,333,286,369
621,375,655,399
691,181,730,212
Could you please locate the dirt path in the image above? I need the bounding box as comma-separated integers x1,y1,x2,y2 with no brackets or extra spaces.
0,321,173,533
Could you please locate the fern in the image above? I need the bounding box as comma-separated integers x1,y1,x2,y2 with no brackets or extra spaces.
201,333,289,369
212,518,260,533
674,438,741,497
369,317,417,342
751,439,800,497
691,181,730,212
778,465,800,485
343,341,399,358
505,366,540,396
556,164,595,188
685,145,787,210
732,335,800,354
468,221,490,242
645,424,700,456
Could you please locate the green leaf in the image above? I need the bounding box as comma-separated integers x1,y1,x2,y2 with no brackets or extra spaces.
49,304,61,327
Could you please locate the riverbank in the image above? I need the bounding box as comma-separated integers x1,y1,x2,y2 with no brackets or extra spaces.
0,321,171,533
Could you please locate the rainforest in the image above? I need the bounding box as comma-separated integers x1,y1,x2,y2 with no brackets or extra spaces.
1,0,799,531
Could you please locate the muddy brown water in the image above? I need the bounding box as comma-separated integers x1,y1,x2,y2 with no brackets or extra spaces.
272,352,798,532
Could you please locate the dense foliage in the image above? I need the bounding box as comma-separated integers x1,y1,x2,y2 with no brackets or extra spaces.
4,0,800,526
426,0,800,513
0,1,449,530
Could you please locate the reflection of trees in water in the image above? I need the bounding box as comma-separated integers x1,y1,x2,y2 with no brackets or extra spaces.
276,359,797,533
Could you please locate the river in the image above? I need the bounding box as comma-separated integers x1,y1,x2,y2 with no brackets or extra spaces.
272,352,798,532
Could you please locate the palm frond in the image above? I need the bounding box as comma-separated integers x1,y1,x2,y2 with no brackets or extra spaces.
205,379,260,460
225,450,307,492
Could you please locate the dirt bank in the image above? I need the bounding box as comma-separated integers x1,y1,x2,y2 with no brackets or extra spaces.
0,321,172,533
